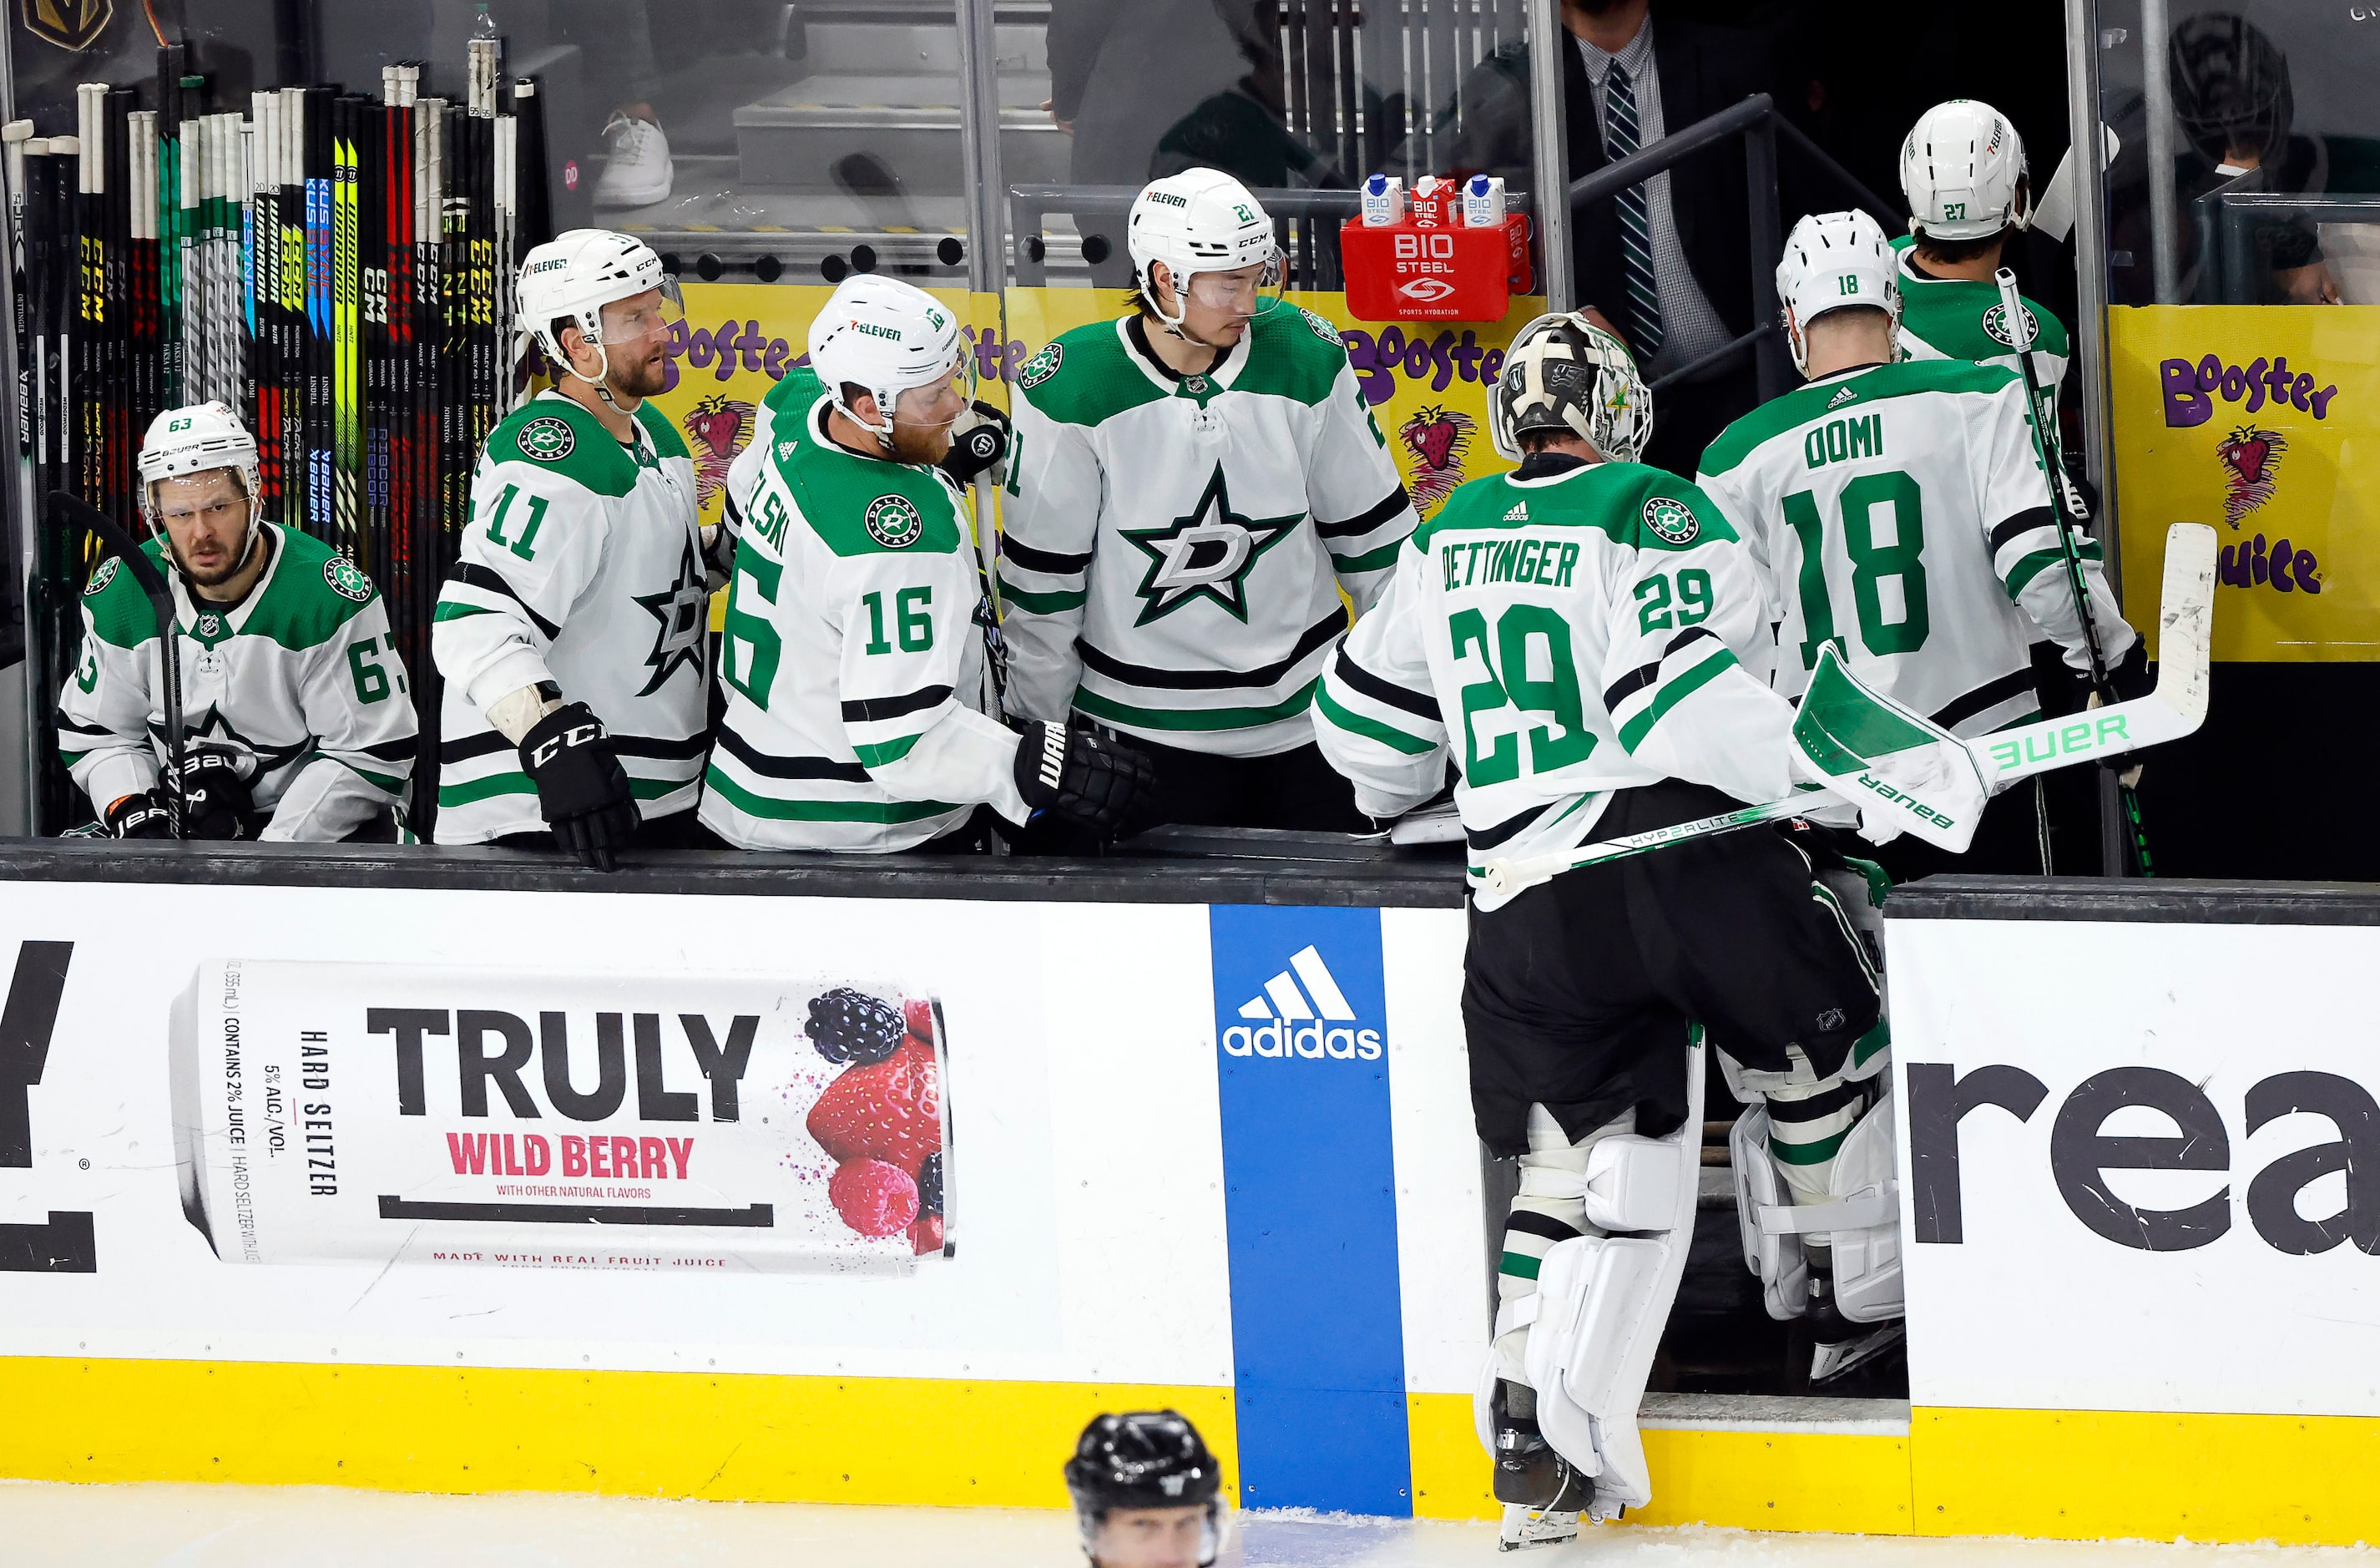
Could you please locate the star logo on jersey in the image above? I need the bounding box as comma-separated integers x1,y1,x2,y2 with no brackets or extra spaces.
84,558,119,597
1642,496,1699,545
519,416,577,463
160,707,306,784
1120,464,1301,626
864,493,925,549
1826,386,1859,411
323,556,373,602
1981,300,2039,351
632,538,709,696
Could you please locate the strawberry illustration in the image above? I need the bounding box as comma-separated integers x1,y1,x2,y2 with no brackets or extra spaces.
829,1157,919,1238
1408,413,1461,472
903,997,936,1044
685,395,746,459
2228,436,2270,484
805,1036,942,1174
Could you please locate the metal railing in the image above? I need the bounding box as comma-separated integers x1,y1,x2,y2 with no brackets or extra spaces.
1566,93,1898,402
2209,192,2380,305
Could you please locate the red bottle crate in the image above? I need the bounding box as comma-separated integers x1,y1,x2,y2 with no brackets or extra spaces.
1339,212,1534,322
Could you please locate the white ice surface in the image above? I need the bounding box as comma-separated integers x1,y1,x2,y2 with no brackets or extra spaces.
1,1484,2375,1568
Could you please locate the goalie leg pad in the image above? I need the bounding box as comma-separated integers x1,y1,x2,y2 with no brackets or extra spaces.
1509,1039,1704,1515
1478,1106,1630,1450
1827,1082,1902,1324
1730,1105,1808,1321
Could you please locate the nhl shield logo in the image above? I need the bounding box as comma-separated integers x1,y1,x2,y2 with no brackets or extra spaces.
519,415,577,463
23,0,112,53
1642,497,1699,545
195,614,221,640
864,493,925,549
324,556,374,603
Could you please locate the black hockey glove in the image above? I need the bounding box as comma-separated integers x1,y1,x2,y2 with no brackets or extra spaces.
520,702,641,872
1013,720,1155,835
105,791,174,839
2097,640,2159,776
938,400,1010,488
170,751,255,840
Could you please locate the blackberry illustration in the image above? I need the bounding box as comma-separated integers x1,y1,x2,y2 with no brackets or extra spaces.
917,1151,944,1216
806,987,906,1065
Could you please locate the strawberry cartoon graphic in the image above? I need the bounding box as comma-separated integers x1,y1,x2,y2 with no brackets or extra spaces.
682,395,755,516
1397,404,1476,517
2215,426,2287,529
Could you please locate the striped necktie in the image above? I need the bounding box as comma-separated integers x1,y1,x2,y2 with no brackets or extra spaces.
1604,63,1665,358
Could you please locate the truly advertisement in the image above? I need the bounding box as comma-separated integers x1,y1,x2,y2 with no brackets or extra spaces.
2110,305,2380,660
1887,915,2380,1418
170,959,952,1273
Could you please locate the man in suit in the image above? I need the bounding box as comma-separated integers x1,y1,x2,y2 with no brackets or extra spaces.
1419,2,1793,475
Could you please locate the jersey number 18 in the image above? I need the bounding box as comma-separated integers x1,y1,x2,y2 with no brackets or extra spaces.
1781,468,1928,669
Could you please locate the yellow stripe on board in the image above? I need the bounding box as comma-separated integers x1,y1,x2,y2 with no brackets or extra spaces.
0,1358,1236,1509
1405,1392,1493,1520
1913,1405,2380,1545
1632,1425,1913,1534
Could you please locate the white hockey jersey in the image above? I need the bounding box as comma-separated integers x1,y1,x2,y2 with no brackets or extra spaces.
700,388,1027,852
1313,458,1800,910
1695,360,2135,738
1001,306,1417,756
432,390,709,843
57,524,417,841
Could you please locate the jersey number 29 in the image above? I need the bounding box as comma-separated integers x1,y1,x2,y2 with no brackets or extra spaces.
1452,605,1594,787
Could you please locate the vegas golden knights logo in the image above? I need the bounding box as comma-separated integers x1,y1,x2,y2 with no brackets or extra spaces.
23,0,113,52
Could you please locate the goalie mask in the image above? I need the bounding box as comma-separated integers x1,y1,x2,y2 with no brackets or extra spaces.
1776,210,1902,377
1488,312,1653,464
517,228,685,390
1900,99,2030,243
137,401,263,567
1127,168,1285,341
1064,1410,1226,1568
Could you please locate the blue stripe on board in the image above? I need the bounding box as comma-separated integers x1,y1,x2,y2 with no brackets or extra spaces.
1209,903,1412,1518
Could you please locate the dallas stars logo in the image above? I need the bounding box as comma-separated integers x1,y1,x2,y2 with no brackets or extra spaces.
519,416,577,463
633,538,710,695
158,708,306,782
1119,464,1300,626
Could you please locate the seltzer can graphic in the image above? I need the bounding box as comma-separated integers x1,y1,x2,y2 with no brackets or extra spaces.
169,959,953,1274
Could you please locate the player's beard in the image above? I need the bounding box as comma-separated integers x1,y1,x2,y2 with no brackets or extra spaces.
608,340,670,402
169,525,255,591
887,419,953,466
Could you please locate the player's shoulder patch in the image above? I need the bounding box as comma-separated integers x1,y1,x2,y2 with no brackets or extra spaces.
862,493,927,550
1297,306,1343,346
83,557,118,597
1017,341,1063,389
1641,494,1700,546
323,554,375,603
518,414,577,463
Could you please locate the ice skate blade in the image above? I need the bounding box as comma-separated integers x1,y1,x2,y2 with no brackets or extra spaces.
1498,1504,1580,1551
1812,1319,1906,1383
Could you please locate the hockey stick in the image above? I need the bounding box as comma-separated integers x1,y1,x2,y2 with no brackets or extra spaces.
50,488,186,838
1477,523,2216,898
1993,266,2155,875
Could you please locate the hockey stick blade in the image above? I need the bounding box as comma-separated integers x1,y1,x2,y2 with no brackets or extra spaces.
1968,521,2214,785
1476,524,2216,896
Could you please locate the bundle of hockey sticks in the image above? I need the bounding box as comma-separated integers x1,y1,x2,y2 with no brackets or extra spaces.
1477,522,2217,898
8,40,548,834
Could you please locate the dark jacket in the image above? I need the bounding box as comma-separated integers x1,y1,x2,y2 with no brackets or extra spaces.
1563,16,1789,341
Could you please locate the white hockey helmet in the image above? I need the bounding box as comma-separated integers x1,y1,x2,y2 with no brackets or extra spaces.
1127,168,1284,333
1900,99,2031,242
518,228,683,383
1488,311,1654,464
806,273,971,443
1776,210,1902,377
138,401,263,549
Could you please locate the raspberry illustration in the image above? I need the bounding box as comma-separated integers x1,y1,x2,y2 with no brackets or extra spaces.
830,1157,919,1238
806,986,905,1065
805,1036,943,1173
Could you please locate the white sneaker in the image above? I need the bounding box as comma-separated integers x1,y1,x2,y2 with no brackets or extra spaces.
594,112,672,208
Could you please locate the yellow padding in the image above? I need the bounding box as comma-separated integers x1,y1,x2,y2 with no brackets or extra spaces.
1406,1392,1493,1520
0,1358,1236,1509
1631,1425,1913,1534
1913,1405,2380,1545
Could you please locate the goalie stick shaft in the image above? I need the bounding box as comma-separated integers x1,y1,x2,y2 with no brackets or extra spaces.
1993,266,2153,876
1480,524,2218,898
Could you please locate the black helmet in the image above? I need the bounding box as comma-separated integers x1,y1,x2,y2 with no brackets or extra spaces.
1065,1411,1224,1565
2170,13,2293,169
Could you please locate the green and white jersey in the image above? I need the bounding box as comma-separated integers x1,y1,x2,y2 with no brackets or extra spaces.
1889,234,2069,438
432,390,708,843
700,390,1025,853
1001,306,1417,757
57,524,417,841
1313,458,1799,911
722,363,826,550
1695,360,2135,739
